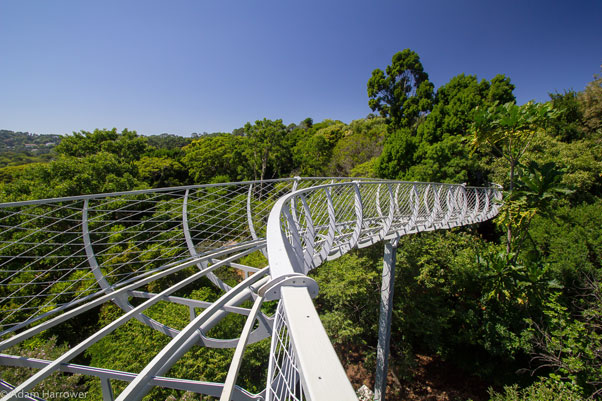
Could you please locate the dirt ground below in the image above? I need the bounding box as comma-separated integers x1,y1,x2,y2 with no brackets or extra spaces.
344,351,492,401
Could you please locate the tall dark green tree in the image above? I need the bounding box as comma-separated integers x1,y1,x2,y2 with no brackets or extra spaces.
376,71,515,182
548,90,585,142
367,49,434,130
369,49,434,179
243,119,288,181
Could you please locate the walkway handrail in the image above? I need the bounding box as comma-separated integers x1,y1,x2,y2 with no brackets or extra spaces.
0,177,501,401
263,180,502,401
0,177,369,337
265,180,501,283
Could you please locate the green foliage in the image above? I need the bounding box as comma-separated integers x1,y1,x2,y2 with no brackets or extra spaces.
145,133,192,150
239,251,268,269
182,134,247,183
526,282,602,398
312,252,380,346
548,90,585,142
489,379,584,401
376,71,516,183
384,230,562,380
86,290,270,399
472,101,559,254
1,336,87,398
0,151,55,168
136,155,186,187
524,201,602,283
56,128,148,163
507,130,602,203
375,127,417,179
312,120,347,146
476,251,547,304
0,129,163,200
350,157,378,178
367,49,434,129
579,69,602,136
243,118,288,181
293,133,331,176
495,161,571,258
0,130,60,169
0,130,60,155
327,117,386,177
409,74,515,183
511,161,572,213
0,152,143,201
2,51,602,400
471,101,556,177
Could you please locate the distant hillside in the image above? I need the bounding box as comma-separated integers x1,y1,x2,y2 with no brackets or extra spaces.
0,130,61,167
0,130,61,153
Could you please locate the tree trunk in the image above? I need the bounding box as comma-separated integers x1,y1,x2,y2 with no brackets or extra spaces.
507,160,515,254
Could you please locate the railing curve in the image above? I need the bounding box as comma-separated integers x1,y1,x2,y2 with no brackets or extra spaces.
0,178,501,401
262,180,501,401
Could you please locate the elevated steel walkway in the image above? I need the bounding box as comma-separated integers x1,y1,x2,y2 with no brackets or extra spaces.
0,178,501,401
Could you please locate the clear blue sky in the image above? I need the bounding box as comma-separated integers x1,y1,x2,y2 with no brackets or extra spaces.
1,0,601,136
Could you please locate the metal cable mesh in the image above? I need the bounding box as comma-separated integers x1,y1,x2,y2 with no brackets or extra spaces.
0,177,500,401
0,178,363,336
266,300,306,401
275,181,501,277
264,180,500,401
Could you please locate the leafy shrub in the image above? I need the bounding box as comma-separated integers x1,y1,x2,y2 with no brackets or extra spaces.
489,379,584,401
312,252,381,346
0,336,87,398
526,278,602,398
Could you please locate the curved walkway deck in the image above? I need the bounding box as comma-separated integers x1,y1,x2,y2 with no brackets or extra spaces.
0,178,501,401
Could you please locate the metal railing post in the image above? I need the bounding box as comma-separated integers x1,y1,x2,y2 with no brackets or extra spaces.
101,377,114,401
374,236,399,401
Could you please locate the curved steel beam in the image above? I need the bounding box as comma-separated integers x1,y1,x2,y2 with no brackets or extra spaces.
183,188,232,292
83,199,179,338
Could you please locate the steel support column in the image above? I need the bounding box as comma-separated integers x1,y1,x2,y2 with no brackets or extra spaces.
374,237,399,401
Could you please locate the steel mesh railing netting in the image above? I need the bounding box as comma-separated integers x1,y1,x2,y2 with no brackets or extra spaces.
273,182,500,280
264,181,500,401
266,300,305,401
0,178,341,336
0,178,500,401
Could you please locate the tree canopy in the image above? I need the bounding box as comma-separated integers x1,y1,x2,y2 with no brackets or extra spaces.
367,49,434,130
1,50,602,401
243,118,288,181
376,73,516,183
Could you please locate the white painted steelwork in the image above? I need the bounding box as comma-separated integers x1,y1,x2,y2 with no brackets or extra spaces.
263,180,501,401
0,178,501,401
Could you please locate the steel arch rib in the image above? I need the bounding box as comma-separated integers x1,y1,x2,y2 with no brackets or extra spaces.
183,188,232,292
0,248,265,401
82,199,180,338
115,268,271,401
